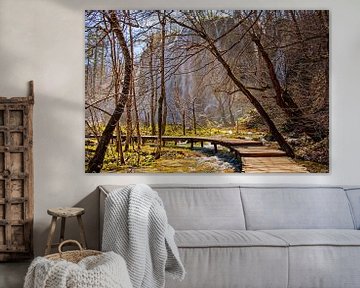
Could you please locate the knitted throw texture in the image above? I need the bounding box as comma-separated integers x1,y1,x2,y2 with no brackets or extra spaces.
24,251,133,288
102,184,185,288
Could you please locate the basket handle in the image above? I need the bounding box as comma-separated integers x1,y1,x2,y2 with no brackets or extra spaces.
58,240,83,255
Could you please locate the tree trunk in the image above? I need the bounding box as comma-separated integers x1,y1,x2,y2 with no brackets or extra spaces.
124,83,133,151
182,111,186,136
204,34,295,157
145,112,149,127
155,12,166,159
92,45,98,96
116,122,125,165
87,11,132,172
149,35,156,136
109,31,125,165
161,94,167,135
216,96,229,126
99,40,105,87
192,100,197,135
154,75,158,130
115,68,125,165
228,96,236,126
252,34,326,141
128,15,141,149
85,54,90,95
252,35,301,116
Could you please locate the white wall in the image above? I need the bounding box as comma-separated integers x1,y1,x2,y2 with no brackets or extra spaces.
0,0,360,256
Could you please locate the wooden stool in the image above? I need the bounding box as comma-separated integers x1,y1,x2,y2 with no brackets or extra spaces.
45,207,87,255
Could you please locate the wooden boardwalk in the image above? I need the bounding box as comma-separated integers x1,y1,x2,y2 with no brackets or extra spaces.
86,134,308,173
231,146,287,157
241,157,308,173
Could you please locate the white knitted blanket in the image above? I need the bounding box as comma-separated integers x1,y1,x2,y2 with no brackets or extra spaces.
24,251,133,288
102,184,185,288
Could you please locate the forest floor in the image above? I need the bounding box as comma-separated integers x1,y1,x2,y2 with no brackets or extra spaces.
85,125,328,173
86,142,240,173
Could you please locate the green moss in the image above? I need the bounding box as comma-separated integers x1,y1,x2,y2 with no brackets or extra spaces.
85,142,239,173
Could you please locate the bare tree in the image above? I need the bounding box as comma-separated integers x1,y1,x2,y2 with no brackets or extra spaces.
154,11,167,159
109,30,125,165
148,35,157,135
167,11,295,157
250,22,327,141
87,10,132,172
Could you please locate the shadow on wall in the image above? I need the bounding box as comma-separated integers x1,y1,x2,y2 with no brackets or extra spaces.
71,188,100,249
0,47,31,96
0,0,38,95
33,93,85,256
38,188,100,256
45,0,187,11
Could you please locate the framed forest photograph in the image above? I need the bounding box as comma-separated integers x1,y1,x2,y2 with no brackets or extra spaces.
85,10,329,173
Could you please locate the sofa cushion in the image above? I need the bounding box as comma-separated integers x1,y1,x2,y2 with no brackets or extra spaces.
100,185,246,230
165,246,288,288
260,230,360,288
241,187,355,230
261,229,360,246
154,186,246,230
287,246,360,288
174,230,287,247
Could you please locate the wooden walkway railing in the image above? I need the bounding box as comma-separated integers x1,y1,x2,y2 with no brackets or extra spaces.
86,134,308,173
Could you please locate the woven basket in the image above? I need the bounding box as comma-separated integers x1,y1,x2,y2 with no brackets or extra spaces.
45,240,102,263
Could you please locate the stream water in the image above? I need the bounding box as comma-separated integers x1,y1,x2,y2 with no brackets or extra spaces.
108,145,241,173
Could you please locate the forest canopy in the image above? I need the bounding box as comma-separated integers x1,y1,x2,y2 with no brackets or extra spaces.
85,10,329,173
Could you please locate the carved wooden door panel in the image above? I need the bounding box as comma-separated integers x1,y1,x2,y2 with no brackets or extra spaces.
0,85,34,261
